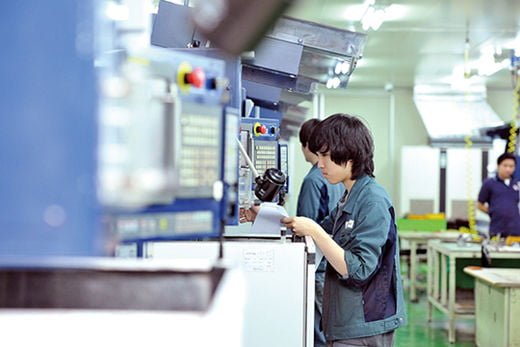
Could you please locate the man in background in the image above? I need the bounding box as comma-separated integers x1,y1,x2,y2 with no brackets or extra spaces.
297,118,345,347
477,152,520,237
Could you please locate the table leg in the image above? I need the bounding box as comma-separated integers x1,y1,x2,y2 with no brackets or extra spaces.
410,240,418,302
427,242,434,322
441,255,447,306
448,255,456,344
433,247,439,300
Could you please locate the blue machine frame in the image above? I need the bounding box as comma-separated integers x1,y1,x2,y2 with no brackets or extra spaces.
0,1,103,257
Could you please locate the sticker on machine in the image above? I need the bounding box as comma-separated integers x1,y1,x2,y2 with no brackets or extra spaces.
243,249,275,272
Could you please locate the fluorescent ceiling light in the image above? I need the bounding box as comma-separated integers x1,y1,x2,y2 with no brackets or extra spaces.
361,0,387,31
334,60,350,75
339,2,408,30
326,77,341,89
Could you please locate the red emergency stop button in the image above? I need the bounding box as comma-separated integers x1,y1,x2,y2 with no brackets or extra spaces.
256,124,267,134
185,67,205,88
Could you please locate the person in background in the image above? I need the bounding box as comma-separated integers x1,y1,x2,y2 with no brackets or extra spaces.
281,113,407,346
477,152,520,237
297,118,345,347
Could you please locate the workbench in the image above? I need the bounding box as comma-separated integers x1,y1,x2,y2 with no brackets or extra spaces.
464,267,520,347
426,240,520,344
398,231,461,302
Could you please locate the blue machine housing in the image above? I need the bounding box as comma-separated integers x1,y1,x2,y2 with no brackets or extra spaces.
0,1,103,257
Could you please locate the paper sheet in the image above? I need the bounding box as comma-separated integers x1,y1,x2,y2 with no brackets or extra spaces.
250,203,289,236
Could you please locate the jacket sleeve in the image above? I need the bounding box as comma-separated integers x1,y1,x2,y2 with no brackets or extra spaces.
296,178,322,220
340,199,392,287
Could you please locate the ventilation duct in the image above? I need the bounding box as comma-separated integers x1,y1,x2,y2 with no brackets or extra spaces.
413,85,503,147
243,16,367,93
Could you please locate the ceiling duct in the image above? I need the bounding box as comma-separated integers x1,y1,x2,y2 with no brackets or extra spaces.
413,85,503,147
242,16,366,138
271,16,367,87
243,16,367,93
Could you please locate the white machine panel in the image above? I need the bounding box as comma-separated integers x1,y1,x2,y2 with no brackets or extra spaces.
148,240,314,347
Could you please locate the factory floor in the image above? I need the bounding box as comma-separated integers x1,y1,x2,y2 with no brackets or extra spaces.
394,263,476,347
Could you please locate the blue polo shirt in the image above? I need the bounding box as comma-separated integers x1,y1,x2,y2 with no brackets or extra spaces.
478,175,520,236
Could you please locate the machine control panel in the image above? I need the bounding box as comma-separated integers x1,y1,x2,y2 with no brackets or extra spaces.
116,210,213,240
100,48,228,242
237,117,281,208
240,118,280,175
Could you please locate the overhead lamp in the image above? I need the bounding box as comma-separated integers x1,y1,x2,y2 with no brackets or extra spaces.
361,0,387,31
326,77,341,89
334,60,350,75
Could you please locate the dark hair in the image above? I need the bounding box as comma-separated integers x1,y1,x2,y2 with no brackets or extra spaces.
309,113,375,179
299,118,320,147
497,152,516,165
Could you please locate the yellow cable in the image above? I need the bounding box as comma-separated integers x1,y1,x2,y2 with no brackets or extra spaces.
504,78,520,243
463,39,477,234
464,131,477,234
507,78,520,153
463,38,470,79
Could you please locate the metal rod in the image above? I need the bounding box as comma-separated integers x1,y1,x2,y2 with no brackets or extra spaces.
236,138,259,178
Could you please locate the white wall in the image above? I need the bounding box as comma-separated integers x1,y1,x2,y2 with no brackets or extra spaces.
445,148,483,213
400,146,439,215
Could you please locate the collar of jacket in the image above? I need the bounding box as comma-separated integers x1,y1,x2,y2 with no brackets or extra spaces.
332,174,372,236
340,174,371,214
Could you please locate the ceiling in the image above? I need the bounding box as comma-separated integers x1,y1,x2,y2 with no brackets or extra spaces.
284,0,520,91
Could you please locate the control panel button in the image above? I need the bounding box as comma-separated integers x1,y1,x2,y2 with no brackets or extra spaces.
255,124,267,135
185,66,205,88
177,61,192,93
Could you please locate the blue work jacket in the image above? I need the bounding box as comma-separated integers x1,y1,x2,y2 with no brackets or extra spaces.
320,174,407,341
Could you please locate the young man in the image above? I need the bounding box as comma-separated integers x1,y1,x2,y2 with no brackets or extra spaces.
281,113,406,346
297,119,345,347
477,152,520,237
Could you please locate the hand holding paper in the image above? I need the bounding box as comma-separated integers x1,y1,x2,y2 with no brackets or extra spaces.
249,203,288,236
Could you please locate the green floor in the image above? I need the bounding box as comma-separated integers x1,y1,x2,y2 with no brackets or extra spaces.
394,263,476,346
